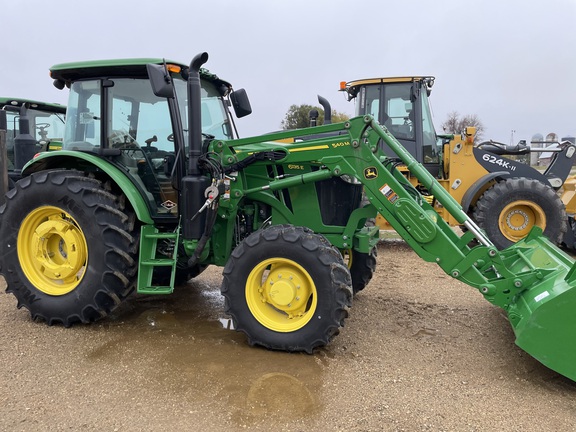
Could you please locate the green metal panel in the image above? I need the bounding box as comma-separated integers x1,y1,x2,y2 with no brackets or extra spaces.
394,198,437,243
22,151,154,224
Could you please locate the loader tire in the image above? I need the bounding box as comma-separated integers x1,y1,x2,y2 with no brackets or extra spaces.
472,177,566,250
0,170,139,326
221,225,353,353
343,247,377,294
562,217,576,250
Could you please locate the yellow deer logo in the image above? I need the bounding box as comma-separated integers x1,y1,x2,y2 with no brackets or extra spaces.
364,167,378,179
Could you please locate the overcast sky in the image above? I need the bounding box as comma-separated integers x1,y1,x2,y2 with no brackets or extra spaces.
3,0,575,144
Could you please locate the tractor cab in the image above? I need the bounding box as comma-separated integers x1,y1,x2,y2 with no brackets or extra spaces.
1,97,66,184
341,77,442,177
46,58,251,221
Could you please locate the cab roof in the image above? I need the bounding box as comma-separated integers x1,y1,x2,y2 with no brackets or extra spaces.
49,58,233,93
344,76,434,87
0,97,66,114
342,76,435,98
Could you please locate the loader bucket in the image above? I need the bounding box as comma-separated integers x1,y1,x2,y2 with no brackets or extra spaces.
503,231,576,381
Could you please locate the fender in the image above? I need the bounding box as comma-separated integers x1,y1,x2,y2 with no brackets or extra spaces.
460,171,511,213
22,151,154,224
474,147,551,186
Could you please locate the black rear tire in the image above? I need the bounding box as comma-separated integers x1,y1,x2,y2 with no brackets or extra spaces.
472,178,566,250
221,225,353,353
0,170,139,326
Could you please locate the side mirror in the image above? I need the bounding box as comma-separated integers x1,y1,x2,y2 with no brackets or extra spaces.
230,88,252,118
53,79,66,90
146,63,175,99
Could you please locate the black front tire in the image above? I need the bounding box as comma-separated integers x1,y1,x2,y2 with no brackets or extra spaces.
0,170,139,326
472,178,566,250
348,247,377,294
221,225,353,353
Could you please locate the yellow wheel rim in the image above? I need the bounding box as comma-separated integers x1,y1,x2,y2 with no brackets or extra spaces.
17,206,88,296
246,258,317,332
499,200,546,242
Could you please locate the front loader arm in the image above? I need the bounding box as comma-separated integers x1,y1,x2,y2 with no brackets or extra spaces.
308,118,521,294
217,115,576,381
218,116,551,302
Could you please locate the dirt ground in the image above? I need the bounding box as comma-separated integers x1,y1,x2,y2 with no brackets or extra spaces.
1,240,576,431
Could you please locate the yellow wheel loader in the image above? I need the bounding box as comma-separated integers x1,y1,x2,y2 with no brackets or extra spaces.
340,77,576,250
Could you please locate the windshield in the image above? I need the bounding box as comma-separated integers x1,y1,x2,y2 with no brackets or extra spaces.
354,80,440,164
356,84,381,119
355,82,415,140
64,77,234,152
174,78,235,143
63,80,101,150
62,75,236,218
420,89,440,163
5,107,65,168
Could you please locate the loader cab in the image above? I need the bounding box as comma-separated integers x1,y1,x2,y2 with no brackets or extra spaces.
49,58,248,220
1,98,66,183
342,77,442,177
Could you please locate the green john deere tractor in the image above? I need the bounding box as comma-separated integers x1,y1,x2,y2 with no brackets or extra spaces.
1,98,66,187
2,53,576,381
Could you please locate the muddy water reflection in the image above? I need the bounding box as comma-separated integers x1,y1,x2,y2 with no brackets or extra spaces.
85,269,324,425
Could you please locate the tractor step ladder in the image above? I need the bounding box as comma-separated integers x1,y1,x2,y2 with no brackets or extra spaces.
137,224,180,295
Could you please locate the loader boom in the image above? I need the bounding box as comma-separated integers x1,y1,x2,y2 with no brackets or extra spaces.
211,116,548,299
209,115,576,380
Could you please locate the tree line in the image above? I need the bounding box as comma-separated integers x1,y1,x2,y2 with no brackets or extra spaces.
281,105,485,141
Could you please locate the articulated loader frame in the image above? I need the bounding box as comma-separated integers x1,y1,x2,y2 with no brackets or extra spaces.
210,114,576,381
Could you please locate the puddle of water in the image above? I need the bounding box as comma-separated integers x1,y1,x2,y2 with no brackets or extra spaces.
86,277,323,426
246,372,316,415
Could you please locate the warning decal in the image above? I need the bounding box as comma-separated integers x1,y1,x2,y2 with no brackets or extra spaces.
380,184,399,204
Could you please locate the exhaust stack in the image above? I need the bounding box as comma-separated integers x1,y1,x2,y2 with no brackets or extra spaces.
182,52,211,241
187,52,209,174
318,95,332,125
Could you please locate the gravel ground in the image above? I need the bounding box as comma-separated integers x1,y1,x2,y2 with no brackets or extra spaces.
1,241,576,431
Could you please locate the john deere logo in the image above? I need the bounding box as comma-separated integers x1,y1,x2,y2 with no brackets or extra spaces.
364,167,378,179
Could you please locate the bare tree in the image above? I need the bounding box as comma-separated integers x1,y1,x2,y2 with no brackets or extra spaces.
441,111,485,141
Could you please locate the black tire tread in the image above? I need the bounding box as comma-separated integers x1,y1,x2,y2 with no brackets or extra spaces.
350,247,378,294
472,177,566,249
0,170,139,326
221,224,352,353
